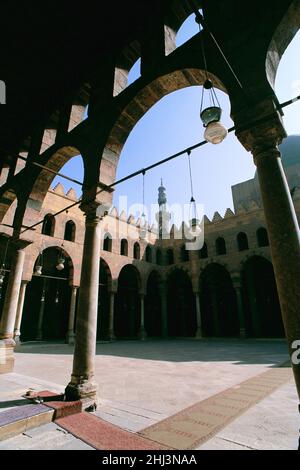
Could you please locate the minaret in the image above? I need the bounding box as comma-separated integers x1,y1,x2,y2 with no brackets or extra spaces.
156,179,171,239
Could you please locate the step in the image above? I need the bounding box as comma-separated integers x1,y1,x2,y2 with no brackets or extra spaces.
0,404,54,441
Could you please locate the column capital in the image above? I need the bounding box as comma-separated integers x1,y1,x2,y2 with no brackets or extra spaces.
233,97,286,158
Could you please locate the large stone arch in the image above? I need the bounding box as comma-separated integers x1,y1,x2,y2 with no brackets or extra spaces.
114,264,141,338
266,0,300,88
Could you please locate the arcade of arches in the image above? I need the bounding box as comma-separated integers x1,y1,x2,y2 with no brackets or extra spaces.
0,1,299,407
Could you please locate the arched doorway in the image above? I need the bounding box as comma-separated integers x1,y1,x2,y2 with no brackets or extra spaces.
97,259,111,340
21,247,72,341
242,256,284,337
115,265,140,338
145,271,162,337
167,269,196,337
200,263,238,337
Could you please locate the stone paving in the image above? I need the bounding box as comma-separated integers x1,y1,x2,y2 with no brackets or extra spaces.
0,339,298,450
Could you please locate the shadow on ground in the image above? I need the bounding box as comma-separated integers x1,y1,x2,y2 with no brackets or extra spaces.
14,338,290,366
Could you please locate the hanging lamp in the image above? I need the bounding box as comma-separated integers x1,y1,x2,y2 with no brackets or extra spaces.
187,150,200,230
34,246,43,275
0,237,9,284
56,245,65,271
197,12,227,144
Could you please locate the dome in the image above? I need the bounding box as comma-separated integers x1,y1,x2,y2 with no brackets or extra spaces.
279,135,300,168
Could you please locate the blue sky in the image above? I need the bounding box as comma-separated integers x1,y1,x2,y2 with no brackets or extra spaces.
52,15,300,223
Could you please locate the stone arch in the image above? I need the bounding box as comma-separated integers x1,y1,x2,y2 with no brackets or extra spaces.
113,40,141,97
241,255,284,338
199,262,239,337
266,0,300,88
103,232,112,252
21,246,74,342
166,267,196,337
115,264,141,338
0,188,18,224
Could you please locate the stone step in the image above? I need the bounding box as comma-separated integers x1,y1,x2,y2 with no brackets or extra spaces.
0,404,54,441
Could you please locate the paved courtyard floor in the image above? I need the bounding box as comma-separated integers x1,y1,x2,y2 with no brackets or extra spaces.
0,338,299,450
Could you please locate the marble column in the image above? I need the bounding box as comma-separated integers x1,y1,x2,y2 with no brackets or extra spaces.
236,107,300,399
14,280,28,343
194,291,202,339
36,279,47,341
65,203,102,405
66,286,78,345
252,142,300,395
108,291,116,341
0,240,29,373
138,293,147,341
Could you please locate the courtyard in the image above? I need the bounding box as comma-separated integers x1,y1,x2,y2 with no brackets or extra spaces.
0,339,298,450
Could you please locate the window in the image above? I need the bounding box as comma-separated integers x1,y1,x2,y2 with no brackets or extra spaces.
42,214,55,236
133,242,140,260
216,237,226,255
199,242,208,259
145,245,152,263
237,232,249,251
120,239,128,256
103,233,112,252
64,220,76,242
156,249,163,265
257,227,269,247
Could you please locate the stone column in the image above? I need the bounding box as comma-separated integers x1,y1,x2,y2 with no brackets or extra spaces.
108,290,116,341
235,107,300,398
66,286,78,345
36,279,47,341
194,291,202,339
138,293,147,341
0,240,29,373
160,285,168,338
232,274,246,338
65,203,102,405
14,280,28,343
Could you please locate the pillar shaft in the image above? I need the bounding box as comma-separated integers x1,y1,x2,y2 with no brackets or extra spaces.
233,282,246,338
108,291,115,341
66,286,78,344
14,280,28,343
36,279,47,341
65,206,101,404
139,294,146,340
160,288,168,338
253,145,300,396
0,247,26,340
194,292,202,338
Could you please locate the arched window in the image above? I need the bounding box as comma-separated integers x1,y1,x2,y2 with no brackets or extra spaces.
156,249,163,266
181,244,189,262
257,227,269,247
64,220,76,242
216,237,226,255
120,239,128,256
199,242,208,259
133,242,140,260
167,249,174,265
103,233,112,252
42,214,55,236
145,245,152,263
237,232,249,251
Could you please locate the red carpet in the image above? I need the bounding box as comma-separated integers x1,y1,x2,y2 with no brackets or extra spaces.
56,412,169,450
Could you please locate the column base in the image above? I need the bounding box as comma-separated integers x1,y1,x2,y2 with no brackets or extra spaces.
66,331,75,345
108,330,116,342
139,327,147,341
195,327,203,339
239,328,246,339
65,376,98,409
14,332,21,344
0,338,15,374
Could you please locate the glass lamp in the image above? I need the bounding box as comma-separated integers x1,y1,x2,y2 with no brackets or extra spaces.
56,257,65,271
34,265,42,276
201,106,227,144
